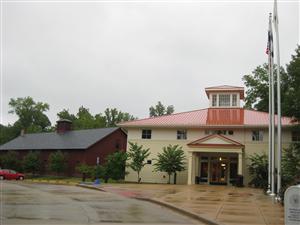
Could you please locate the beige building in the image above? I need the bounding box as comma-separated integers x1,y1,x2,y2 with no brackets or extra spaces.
119,86,297,185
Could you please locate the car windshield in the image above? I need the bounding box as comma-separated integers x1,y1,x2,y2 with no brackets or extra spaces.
9,170,17,174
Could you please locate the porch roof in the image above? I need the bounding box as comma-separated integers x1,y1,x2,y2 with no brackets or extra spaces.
187,134,244,149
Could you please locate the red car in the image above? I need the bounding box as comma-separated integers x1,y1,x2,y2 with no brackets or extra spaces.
0,169,25,180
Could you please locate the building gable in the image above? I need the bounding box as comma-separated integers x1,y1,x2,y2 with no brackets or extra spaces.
187,134,244,148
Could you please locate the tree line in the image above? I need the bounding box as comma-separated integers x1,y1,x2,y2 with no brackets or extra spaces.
0,100,174,145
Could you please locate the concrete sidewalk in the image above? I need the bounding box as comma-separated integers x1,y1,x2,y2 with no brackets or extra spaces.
88,184,284,225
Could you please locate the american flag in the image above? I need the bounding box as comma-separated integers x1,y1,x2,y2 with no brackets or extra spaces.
266,14,273,57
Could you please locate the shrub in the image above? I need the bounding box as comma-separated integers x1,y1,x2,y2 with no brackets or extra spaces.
48,151,68,175
248,153,268,189
0,151,21,171
76,163,93,182
23,151,42,175
104,151,127,181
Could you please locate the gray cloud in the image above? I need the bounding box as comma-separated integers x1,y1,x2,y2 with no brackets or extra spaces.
1,0,299,125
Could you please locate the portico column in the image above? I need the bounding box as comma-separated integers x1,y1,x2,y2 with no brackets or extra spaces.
187,152,195,185
238,152,243,175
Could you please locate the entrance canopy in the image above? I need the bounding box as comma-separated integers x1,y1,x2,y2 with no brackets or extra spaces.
186,134,244,185
187,134,244,151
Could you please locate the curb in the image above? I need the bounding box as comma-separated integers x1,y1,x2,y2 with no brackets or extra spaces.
78,184,224,225
76,184,106,192
135,197,224,225
24,180,77,186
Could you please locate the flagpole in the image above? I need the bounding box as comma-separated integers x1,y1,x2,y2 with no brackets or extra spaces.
270,12,276,197
267,13,272,195
274,0,282,201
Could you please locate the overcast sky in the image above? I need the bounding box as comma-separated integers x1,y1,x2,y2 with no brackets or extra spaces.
1,0,299,126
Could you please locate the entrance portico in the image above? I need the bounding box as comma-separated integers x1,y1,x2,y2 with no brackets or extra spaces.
187,134,244,185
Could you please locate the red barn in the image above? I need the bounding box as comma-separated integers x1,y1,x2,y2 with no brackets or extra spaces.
0,119,127,175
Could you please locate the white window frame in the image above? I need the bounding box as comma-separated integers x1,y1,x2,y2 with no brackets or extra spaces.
232,94,237,106
219,94,230,107
212,94,217,107
177,130,187,140
142,129,152,139
252,130,263,141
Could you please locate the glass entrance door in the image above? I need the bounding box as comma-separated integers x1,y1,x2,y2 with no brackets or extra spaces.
210,157,227,184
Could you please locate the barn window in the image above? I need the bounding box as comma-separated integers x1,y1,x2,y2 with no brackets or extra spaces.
115,140,120,149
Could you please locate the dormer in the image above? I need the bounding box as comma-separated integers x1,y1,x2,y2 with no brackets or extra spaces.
205,85,244,108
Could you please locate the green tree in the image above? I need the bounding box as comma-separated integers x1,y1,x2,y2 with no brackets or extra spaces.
149,101,174,117
127,142,150,183
153,145,186,184
104,108,136,127
48,151,68,175
284,45,300,120
76,163,94,182
0,124,20,145
23,151,42,175
56,107,134,129
57,109,77,123
247,153,268,189
242,45,300,119
8,97,51,132
74,106,98,129
0,151,21,171
282,143,300,185
104,151,127,182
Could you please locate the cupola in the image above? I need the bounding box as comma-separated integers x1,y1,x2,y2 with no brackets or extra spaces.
205,85,244,108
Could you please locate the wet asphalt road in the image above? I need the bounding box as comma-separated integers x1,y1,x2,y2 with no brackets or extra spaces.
0,182,199,225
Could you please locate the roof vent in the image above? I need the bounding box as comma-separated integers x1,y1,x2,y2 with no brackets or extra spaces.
56,119,72,134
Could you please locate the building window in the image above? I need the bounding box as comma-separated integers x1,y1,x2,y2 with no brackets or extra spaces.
142,129,152,139
228,130,234,135
291,131,300,142
219,94,230,107
177,130,187,140
232,94,237,106
115,140,120,149
205,130,233,135
147,160,152,164
216,130,227,135
212,94,217,106
252,131,263,141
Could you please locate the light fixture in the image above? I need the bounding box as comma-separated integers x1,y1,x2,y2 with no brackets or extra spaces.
219,157,222,161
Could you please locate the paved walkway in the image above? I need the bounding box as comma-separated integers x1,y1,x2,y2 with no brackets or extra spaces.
95,184,284,225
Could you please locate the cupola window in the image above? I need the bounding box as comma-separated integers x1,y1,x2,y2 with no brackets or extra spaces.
219,94,230,107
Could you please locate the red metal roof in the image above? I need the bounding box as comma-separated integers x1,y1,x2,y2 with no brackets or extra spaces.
118,108,295,128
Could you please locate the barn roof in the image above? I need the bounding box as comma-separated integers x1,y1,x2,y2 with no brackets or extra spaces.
0,127,120,151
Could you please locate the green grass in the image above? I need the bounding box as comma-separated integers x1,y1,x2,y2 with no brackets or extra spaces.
26,175,125,184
